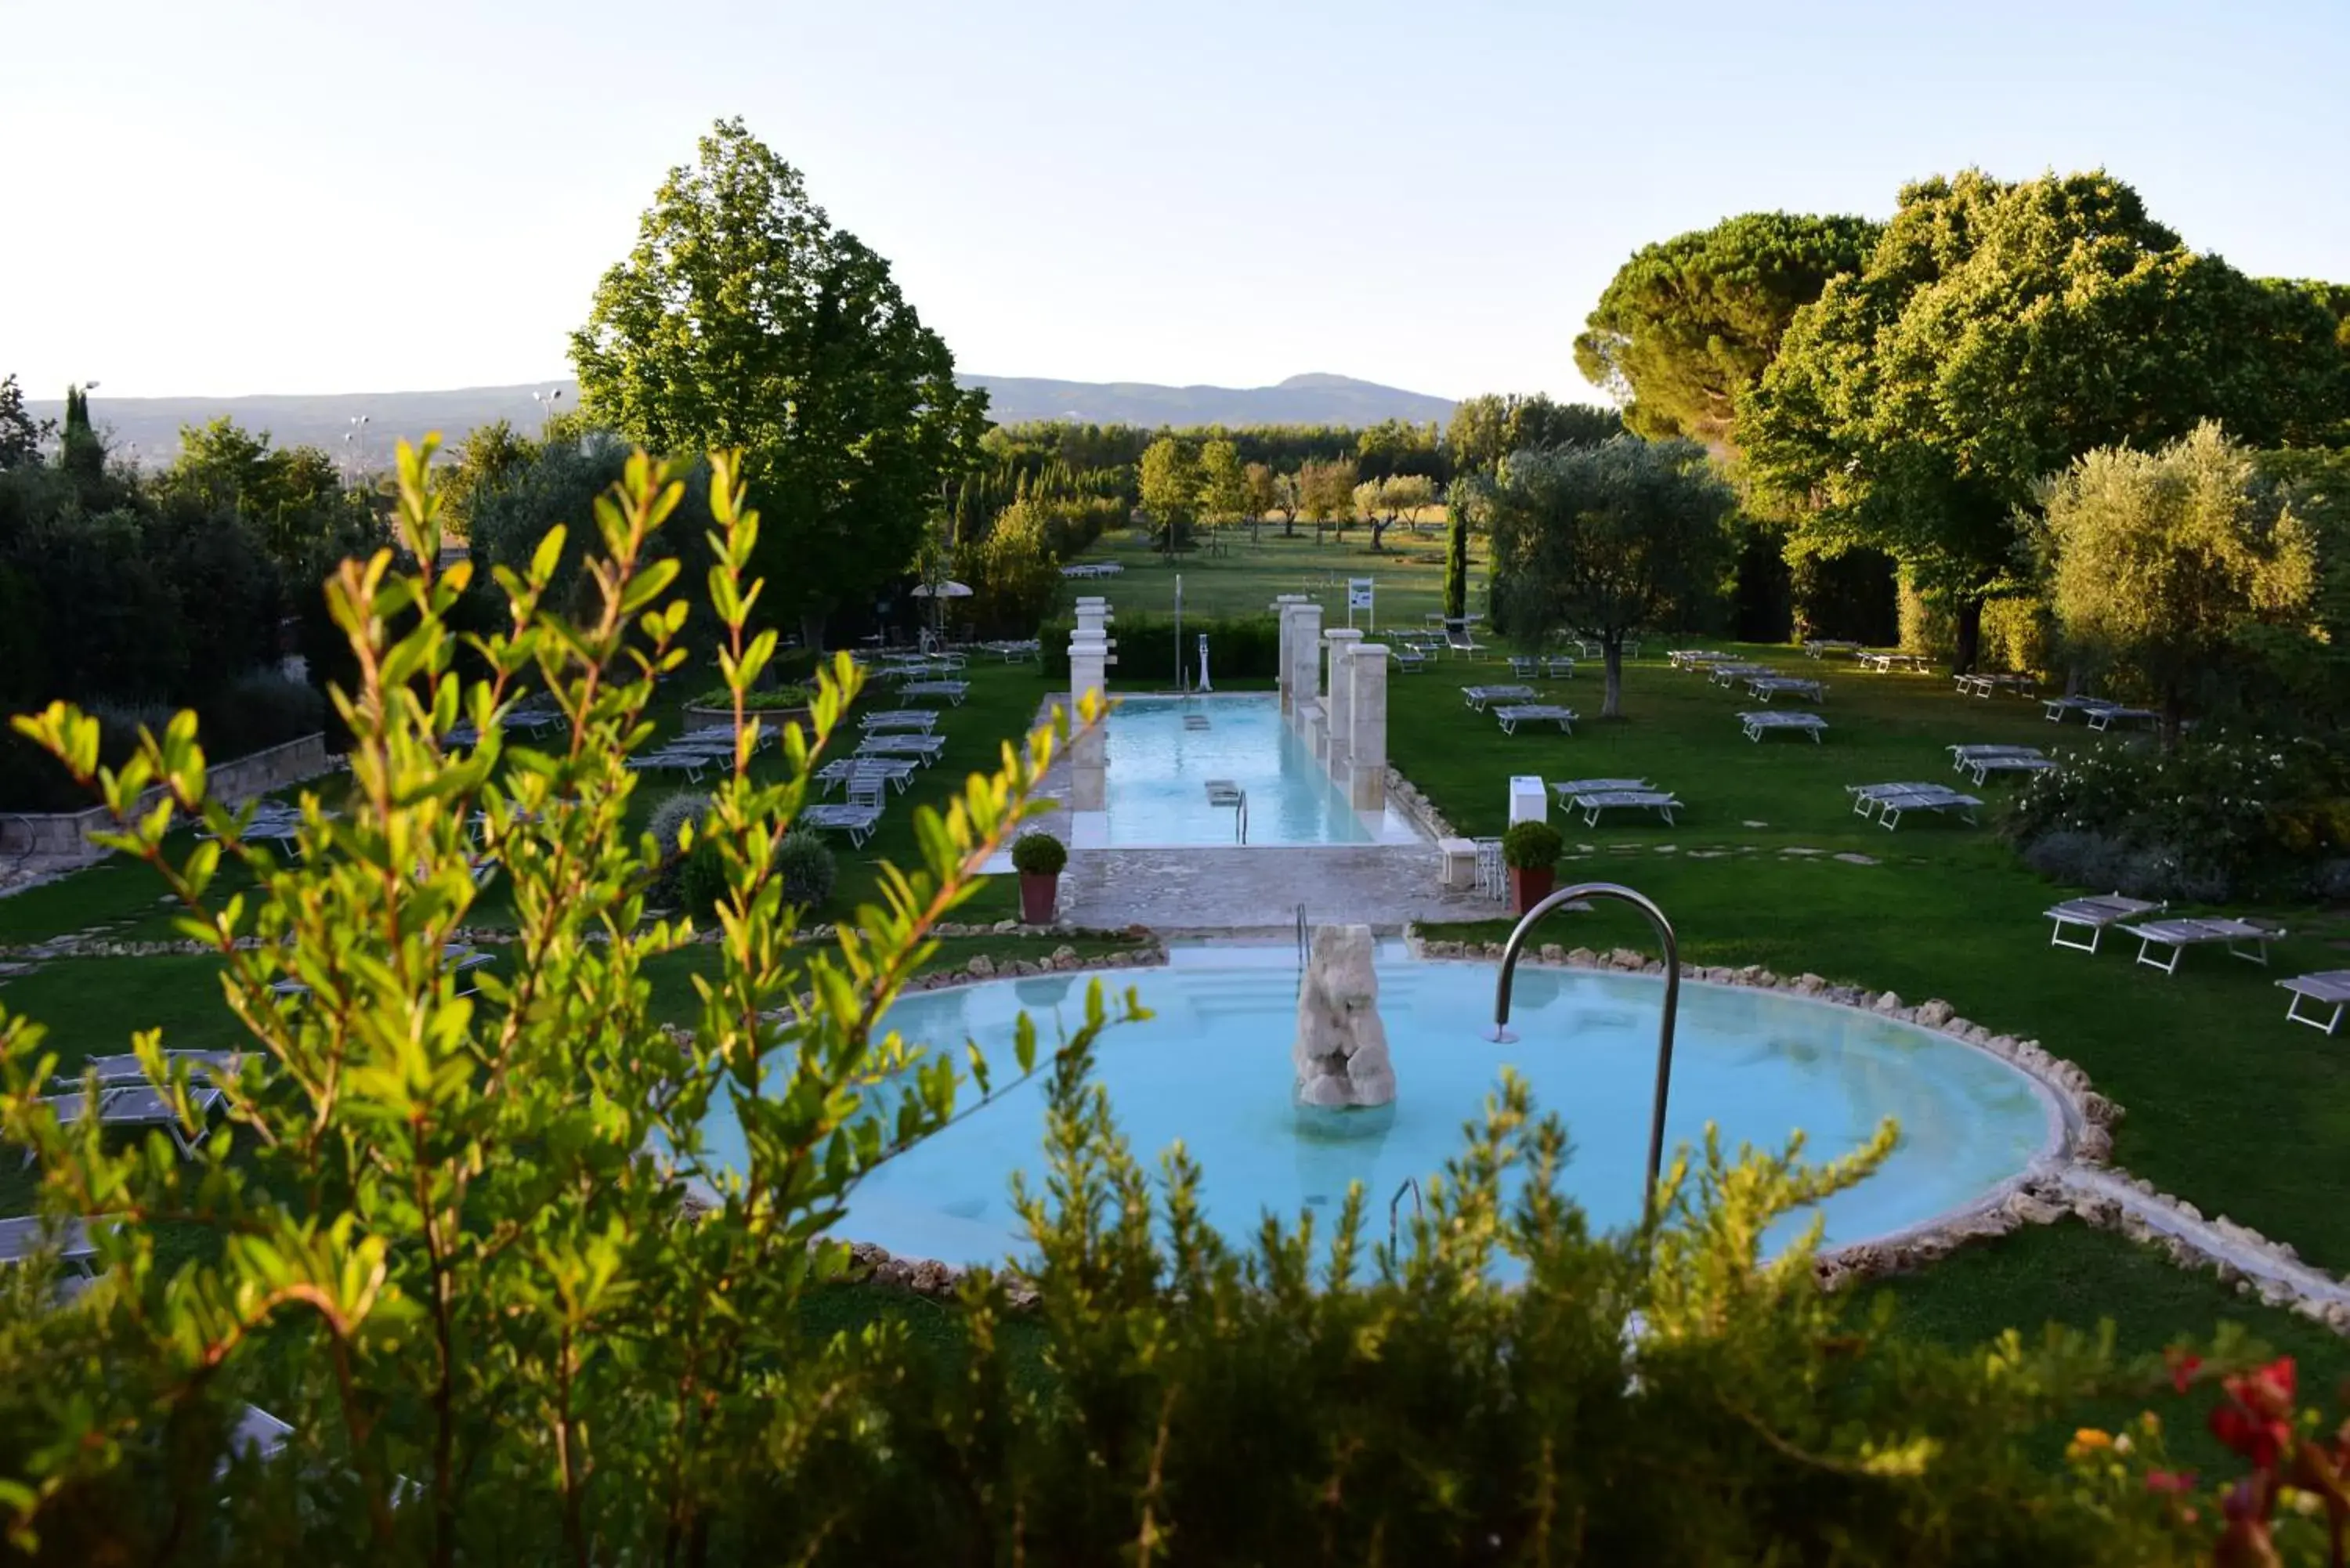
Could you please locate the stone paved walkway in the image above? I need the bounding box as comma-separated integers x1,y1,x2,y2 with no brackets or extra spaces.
1060,845,1488,935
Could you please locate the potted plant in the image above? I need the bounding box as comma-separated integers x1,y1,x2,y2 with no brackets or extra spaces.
1501,820,1564,915
1012,831,1068,924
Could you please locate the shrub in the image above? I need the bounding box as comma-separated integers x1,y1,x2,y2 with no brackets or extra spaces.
1011,830,1067,876
2005,736,2350,901
196,670,325,760
644,789,709,905
1501,818,1563,869
773,828,836,909
1040,613,1282,681
679,831,729,919
686,685,815,712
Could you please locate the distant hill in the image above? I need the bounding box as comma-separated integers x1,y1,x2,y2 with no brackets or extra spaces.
957,372,1455,428
31,373,1455,464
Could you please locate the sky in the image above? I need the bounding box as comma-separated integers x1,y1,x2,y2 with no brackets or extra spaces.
5,0,2346,406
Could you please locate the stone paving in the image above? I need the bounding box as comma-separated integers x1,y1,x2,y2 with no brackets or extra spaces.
1058,844,1485,935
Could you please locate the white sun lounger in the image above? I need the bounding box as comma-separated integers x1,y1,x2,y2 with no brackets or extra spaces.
861,710,938,732
1707,662,1773,687
2280,971,2350,1035
1747,675,1826,703
1538,656,1576,679
31,1085,230,1164
1961,753,2055,784
1567,789,1680,826
1857,650,1932,673
855,734,946,764
0,1216,103,1275
627,751,718,785
801,777,886,848
1551,778,1651,804
2085,704,2157,732
76,1050,246,1087
898,681,969,707
1739,710,1827,743
1461,685,1535,711
1668,650,1730,669
2124,916,2285,975
816,757,918,794
1493,705,1578,735
2044,894,2164,954
1803,640,1862,659
1846,783,1980,829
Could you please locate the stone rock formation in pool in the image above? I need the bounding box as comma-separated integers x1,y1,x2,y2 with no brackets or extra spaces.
1294,924,1397,1109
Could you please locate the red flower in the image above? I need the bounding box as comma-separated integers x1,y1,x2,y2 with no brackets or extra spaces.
2169,1350,2204,1393
2209,1360,2298,1469
2145,1469,2197,1494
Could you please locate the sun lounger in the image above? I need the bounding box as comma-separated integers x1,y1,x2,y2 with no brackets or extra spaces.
0,1216,103,1275
1856,650,1932,673
627,751,717,785
1444,627,1486,657
65,1085,227,1160
1851,785,1981,830
860,710,938,732
855,734,946,764
1963,753,2055,784
1707,662,1773,687
1493,705,1578,735
1803,639,1862,659
1566,789,1680,826
1668,649,1730,669
1739,710,1828,743
800,778,886,849
1954,672,2037,699
1508,655,1537,678
2124,916,2285,975
1392,646,1428,674
76,1050,245,1086
2084,703,2157,732
1747,675,1826,703
984,639,1041,662
1538,656,1576,679
2279,971,2350,1035
2044,893,2164,954
2041,695,2151,728
1461,685,1535,711
898,681,969,707
1551,778,1652,804
817,757,918,794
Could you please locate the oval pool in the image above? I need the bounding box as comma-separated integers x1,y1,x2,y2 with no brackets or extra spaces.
697,952,2055,1270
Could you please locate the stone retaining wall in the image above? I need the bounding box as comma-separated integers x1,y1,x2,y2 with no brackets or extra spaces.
1,733,334,878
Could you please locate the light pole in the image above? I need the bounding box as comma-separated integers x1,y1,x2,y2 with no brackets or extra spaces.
345,414,371,485
533,387,564,437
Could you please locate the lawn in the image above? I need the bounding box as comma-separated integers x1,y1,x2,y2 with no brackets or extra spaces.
1065,520,1483,625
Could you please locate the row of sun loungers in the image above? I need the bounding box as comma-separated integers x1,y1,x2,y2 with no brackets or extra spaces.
1059,562,1123,579
2042,896,2334,1028
1493,705,1578,735
1954,672,2037,698
1506,655,1578,680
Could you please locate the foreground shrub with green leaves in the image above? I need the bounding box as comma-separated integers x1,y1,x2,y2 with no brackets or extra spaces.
0,441,2308,1566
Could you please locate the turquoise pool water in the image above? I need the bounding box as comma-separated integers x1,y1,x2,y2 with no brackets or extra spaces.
1101,695,1419,846
695,952,2052,1272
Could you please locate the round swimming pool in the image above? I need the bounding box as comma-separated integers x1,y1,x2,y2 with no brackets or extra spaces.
696,950,2055,1270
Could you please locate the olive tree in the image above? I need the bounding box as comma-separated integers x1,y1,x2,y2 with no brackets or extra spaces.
1487,438,1734,717
2041,422,2318,746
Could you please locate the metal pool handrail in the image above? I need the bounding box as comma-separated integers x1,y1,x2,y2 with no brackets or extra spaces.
1487,882,1682,1233
1388,1174,1423,1252
1295,904,1309,992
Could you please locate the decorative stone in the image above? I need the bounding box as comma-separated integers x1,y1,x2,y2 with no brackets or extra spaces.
966,955,996,978
1292,924,1396,1109
1871,991,1904,1014
1914,999,1954,1028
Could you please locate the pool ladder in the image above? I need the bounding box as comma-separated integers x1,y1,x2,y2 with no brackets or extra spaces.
1294,903,1309,993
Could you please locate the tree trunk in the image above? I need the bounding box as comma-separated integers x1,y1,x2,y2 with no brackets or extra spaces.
798,610,826,656
2160,683,2185,753
1952,597,1984,674
1602,638,1625,719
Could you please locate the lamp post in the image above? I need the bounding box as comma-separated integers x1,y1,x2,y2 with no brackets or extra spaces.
345,414,371,485
533,387,564,437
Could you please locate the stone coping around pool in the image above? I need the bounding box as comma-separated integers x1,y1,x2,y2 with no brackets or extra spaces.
812,938,2350,1331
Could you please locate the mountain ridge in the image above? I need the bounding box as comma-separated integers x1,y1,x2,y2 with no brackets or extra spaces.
27,374,1457,461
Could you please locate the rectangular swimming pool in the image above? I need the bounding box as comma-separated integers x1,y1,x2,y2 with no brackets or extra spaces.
1096,694,1423,847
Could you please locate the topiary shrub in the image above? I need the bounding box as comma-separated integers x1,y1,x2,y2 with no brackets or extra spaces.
1012,831,1067,876
773,828,836,910
1501,819,1562,869
680,833,728,919
644,790,709,906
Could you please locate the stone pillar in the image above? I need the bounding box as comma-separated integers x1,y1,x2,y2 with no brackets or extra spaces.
1271,595,1308,715
1347,643,1390,813
1287,602,1323,735
1074,596,1112,638
1068,628,1111,811
1321,628,1363,774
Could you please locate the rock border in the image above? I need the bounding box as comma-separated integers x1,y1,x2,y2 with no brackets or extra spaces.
1405,931,2350,1334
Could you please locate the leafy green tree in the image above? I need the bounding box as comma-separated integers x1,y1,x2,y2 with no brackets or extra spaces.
1446,394,1622,475
160,417,366,576
2041,422,2318,746
441,417,539,541
962,493,1065,634
1197,438,1248,541
1486,437,1735,716
1242,460,1278,541
0,375,52,470
1741,169,2350,670
1354,417,1444,482
1298,456,1358,543
1137,435,1202,553
1443,482,1474,619
1271,469,1303,537
57,384,104,486
1575,211,1881,450
1354,473,1434,552
572,117,989,649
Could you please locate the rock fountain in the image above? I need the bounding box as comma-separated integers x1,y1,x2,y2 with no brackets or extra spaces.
1293,924,1396,1122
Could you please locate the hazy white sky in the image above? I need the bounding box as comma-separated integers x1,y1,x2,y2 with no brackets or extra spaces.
5,0,2345,403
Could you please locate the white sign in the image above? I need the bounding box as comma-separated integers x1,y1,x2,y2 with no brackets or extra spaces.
1347,576,1375,629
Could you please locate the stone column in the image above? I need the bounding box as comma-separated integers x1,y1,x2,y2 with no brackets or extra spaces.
1271,594,1308,715
1287,602,1323,735
1321,627,1363,775
1073,596,1112,638
1347,643,1390,813
1068,628,1111,811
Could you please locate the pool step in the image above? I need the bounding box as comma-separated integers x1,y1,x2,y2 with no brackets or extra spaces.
1183,714,1212,731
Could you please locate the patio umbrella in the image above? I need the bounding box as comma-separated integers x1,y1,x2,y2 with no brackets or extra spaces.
911,580,973,598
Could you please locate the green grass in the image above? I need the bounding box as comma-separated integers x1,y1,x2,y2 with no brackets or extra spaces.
1068,523,1483,624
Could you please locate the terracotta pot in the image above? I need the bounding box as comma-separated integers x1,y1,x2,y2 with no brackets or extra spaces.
1020,871,1059,925
1509,865,1555,916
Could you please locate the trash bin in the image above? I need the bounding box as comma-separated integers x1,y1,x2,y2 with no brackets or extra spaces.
1508,775,1546,826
